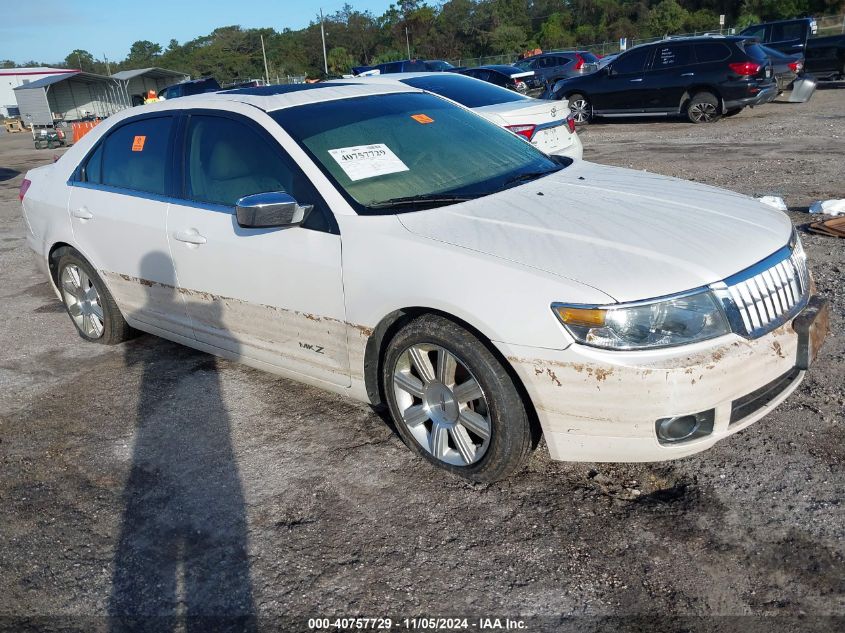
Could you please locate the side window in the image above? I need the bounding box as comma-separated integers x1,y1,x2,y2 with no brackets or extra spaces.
772,22,804,43
554,56,571,67
183,114,331,231
695,42,731,63
742,25,767,41
612,47,651,74
100,116,173,195
651,44,692,69
82,142,104,183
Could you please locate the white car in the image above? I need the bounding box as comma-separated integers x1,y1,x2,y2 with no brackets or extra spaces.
20,83,828,482
339,72,583,160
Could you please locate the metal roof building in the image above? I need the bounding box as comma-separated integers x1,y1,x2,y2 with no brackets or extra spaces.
1,67,78,117
111,67,189,106
13,67,190,127
14,71,126,126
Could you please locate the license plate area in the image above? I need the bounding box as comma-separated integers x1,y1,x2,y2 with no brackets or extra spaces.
792,295,830,370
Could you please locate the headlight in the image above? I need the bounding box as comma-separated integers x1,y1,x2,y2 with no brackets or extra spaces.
552,290,730,350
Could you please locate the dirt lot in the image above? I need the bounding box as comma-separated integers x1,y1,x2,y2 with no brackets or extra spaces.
1,88,843,632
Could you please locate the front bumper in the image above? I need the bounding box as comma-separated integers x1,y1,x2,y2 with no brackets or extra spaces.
498,300,826,462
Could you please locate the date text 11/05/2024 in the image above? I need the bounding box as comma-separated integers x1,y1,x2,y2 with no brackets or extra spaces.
307,617,527,630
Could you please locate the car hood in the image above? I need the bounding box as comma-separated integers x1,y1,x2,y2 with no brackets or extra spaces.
396,161,793,303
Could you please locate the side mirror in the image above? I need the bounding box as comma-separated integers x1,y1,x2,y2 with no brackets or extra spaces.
235,191,313,229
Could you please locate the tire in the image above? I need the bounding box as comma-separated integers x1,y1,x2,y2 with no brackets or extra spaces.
687,91,721,123
567,93,592,125
382,314,533,482
57,250,132,344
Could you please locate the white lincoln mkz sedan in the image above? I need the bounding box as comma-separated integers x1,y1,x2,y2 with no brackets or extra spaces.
20,83,828,481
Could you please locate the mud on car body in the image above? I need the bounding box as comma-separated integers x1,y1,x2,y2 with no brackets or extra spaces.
20,83,828,482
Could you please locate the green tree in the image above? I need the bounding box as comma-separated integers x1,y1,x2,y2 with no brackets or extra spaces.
647,0,690,36
65,49,95,70
327,46,355,74
126,40,163,66
489,25,527,54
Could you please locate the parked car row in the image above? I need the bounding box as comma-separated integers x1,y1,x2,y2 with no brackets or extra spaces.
548,35,812,124
20,74,828,481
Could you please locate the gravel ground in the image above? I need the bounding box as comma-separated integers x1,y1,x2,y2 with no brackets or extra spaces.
0,87,843,633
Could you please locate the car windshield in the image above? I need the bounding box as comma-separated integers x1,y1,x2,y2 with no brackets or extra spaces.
271,92,563,214
401,74,528,108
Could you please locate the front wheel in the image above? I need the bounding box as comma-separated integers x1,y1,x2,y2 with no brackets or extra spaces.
687,91,721,123
382,314,533,482
57,251,133,344
567,93,592,125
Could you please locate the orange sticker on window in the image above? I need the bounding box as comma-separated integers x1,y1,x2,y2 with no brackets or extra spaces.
411,113,434,124
131,135,146,152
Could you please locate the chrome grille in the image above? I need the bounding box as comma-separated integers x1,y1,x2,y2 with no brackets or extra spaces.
718,243,809,338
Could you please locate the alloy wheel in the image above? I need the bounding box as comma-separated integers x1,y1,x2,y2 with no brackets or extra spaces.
569,99,590,124
60,264,105,339
392,344,492,467
688,101,717,123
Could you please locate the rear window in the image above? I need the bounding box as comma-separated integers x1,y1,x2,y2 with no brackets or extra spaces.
99,116,173,195
695,42,732,63
742,42,770,62
402,74,528,108
579,52,599,63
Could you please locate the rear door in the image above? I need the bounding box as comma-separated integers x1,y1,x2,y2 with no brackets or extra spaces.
641,42,695,112
67,113,192,337
166,110,350,386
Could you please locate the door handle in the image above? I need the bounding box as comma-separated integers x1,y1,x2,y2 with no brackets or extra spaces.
681,72,695,77
71,208,93,220
173,229,207,245
630,78,643,82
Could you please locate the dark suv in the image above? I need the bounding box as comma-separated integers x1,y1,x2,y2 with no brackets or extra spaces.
159,77,221,100
550,36,777,124
514,51,600,84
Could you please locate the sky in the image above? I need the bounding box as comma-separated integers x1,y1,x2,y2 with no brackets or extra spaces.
0,0,394,65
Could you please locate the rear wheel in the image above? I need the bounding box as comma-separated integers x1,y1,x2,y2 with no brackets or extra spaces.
687,92,721,123
382,314,533,482
567,93,592,125
57,251,132,344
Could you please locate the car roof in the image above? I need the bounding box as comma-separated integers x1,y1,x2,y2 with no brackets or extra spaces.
338,71,468,82
157,82,420,112
476,65,521,73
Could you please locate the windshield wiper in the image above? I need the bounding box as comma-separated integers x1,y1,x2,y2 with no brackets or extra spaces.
503,168,560,187
366,193,481,210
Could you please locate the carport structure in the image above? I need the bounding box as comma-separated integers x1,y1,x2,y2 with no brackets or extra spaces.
111,67,189,106
13,72,126,126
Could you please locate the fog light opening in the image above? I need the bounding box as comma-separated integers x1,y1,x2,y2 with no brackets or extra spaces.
655,410,715,445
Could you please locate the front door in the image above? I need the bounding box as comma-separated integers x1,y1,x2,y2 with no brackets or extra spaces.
166,111,350,386
596,46,653,112
67,113,192,338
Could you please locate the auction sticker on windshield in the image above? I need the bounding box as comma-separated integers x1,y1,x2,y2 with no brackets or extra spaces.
328,144,409,182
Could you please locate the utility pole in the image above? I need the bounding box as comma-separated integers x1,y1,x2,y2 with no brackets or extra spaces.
76,52,83,70
103,54,111,76
260,34,270,85
405,26,411,59
320,9,328,74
